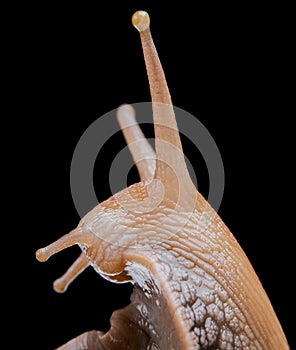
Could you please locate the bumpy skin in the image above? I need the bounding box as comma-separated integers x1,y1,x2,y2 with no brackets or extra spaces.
56,184,286,349
36,11,289,350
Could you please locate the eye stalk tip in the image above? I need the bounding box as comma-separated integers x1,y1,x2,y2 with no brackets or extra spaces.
35,248,49,262
117,104,135,117
132,10,150,32
53,278,67,293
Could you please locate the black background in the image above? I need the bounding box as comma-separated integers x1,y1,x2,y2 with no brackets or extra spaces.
9,1,293,349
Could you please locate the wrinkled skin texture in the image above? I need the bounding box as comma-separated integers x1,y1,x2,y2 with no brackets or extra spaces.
53,183,288,349
36,11,289,350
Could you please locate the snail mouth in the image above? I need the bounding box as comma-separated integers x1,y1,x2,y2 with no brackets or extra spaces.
92,265,132,283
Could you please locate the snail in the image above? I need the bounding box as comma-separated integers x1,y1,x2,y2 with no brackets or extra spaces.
35,10,289,350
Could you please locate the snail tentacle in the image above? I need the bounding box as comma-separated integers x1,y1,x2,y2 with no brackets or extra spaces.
36,228,94,262
53,253,90,293
132,11,194,192
116,104,156,182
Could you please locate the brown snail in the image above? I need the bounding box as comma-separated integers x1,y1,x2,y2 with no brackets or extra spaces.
36,10,289,350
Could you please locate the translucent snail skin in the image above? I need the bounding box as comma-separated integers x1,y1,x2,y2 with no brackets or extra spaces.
36,11,289,350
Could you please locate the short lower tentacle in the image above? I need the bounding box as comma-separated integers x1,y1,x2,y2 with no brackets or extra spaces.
53,253,90,293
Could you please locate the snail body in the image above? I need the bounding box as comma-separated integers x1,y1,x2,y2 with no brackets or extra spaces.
36,11,289,350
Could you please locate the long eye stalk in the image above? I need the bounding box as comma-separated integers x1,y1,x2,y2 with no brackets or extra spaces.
132,11,194,191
